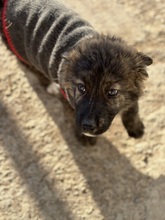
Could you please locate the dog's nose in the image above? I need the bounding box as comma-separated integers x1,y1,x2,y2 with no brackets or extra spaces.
81,118,97,131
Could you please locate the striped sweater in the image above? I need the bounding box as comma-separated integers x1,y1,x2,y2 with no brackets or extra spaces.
2,0,96,81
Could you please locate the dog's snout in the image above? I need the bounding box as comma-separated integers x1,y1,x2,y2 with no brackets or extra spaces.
81,118,97,132
82,123,96,131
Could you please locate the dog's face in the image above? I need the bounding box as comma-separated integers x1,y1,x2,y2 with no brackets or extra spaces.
58,35,152,136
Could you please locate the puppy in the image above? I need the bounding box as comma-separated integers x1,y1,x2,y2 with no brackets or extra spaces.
0,0,152,144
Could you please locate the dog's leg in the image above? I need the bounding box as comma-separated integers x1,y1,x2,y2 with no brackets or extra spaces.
122,101,144,138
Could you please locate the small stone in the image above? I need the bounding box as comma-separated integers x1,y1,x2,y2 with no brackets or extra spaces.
86,206,94,214
135,142,148,153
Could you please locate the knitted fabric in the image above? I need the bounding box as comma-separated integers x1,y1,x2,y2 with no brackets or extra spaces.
2,0,96,81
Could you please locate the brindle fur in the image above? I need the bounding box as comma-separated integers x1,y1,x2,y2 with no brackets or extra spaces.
58,35,152,144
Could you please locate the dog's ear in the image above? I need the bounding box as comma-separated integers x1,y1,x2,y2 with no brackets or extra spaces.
133,52,153,78
137,52,153,66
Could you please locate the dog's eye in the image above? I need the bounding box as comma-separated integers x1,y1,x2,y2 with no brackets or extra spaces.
107,89,118,97
77,84,86,94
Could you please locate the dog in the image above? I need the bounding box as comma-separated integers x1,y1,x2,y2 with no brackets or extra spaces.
0,0,152,144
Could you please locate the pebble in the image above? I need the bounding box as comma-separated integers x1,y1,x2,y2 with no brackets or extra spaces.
135,142,149,153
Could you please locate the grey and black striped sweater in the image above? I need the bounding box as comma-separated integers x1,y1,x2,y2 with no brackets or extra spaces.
2,0,96,81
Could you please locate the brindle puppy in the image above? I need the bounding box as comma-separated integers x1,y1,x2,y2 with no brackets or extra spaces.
58,35,152,144
0,0,152,144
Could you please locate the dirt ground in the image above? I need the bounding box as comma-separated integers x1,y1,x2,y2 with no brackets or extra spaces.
0,0,165,219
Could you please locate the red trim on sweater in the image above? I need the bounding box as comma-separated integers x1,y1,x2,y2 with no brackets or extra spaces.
2,0,28,64
60,88,67,99
2,0,67,100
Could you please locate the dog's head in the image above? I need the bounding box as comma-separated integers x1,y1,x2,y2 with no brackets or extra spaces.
58,35,152,136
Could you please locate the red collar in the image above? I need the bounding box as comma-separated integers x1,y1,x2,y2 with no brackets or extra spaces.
60,88,67,99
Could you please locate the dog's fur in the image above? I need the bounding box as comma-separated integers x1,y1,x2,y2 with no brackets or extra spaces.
0,1,152,145
58,35,152,143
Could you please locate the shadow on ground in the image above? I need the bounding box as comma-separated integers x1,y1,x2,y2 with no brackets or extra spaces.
1,69,165,219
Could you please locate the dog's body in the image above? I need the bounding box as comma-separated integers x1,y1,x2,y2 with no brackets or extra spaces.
1,0,152,144
2,0,96,80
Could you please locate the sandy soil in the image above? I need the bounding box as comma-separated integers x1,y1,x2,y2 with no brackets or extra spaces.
0,0,165,219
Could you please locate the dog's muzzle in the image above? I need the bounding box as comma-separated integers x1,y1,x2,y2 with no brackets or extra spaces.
81,116,97,136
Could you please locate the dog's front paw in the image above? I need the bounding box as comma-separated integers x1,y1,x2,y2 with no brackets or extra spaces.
47,82,60,95
127,120,144,138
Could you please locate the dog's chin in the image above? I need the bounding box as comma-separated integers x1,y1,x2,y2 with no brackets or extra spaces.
83,132,97,137
78,123,112,137
81,126,109,136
